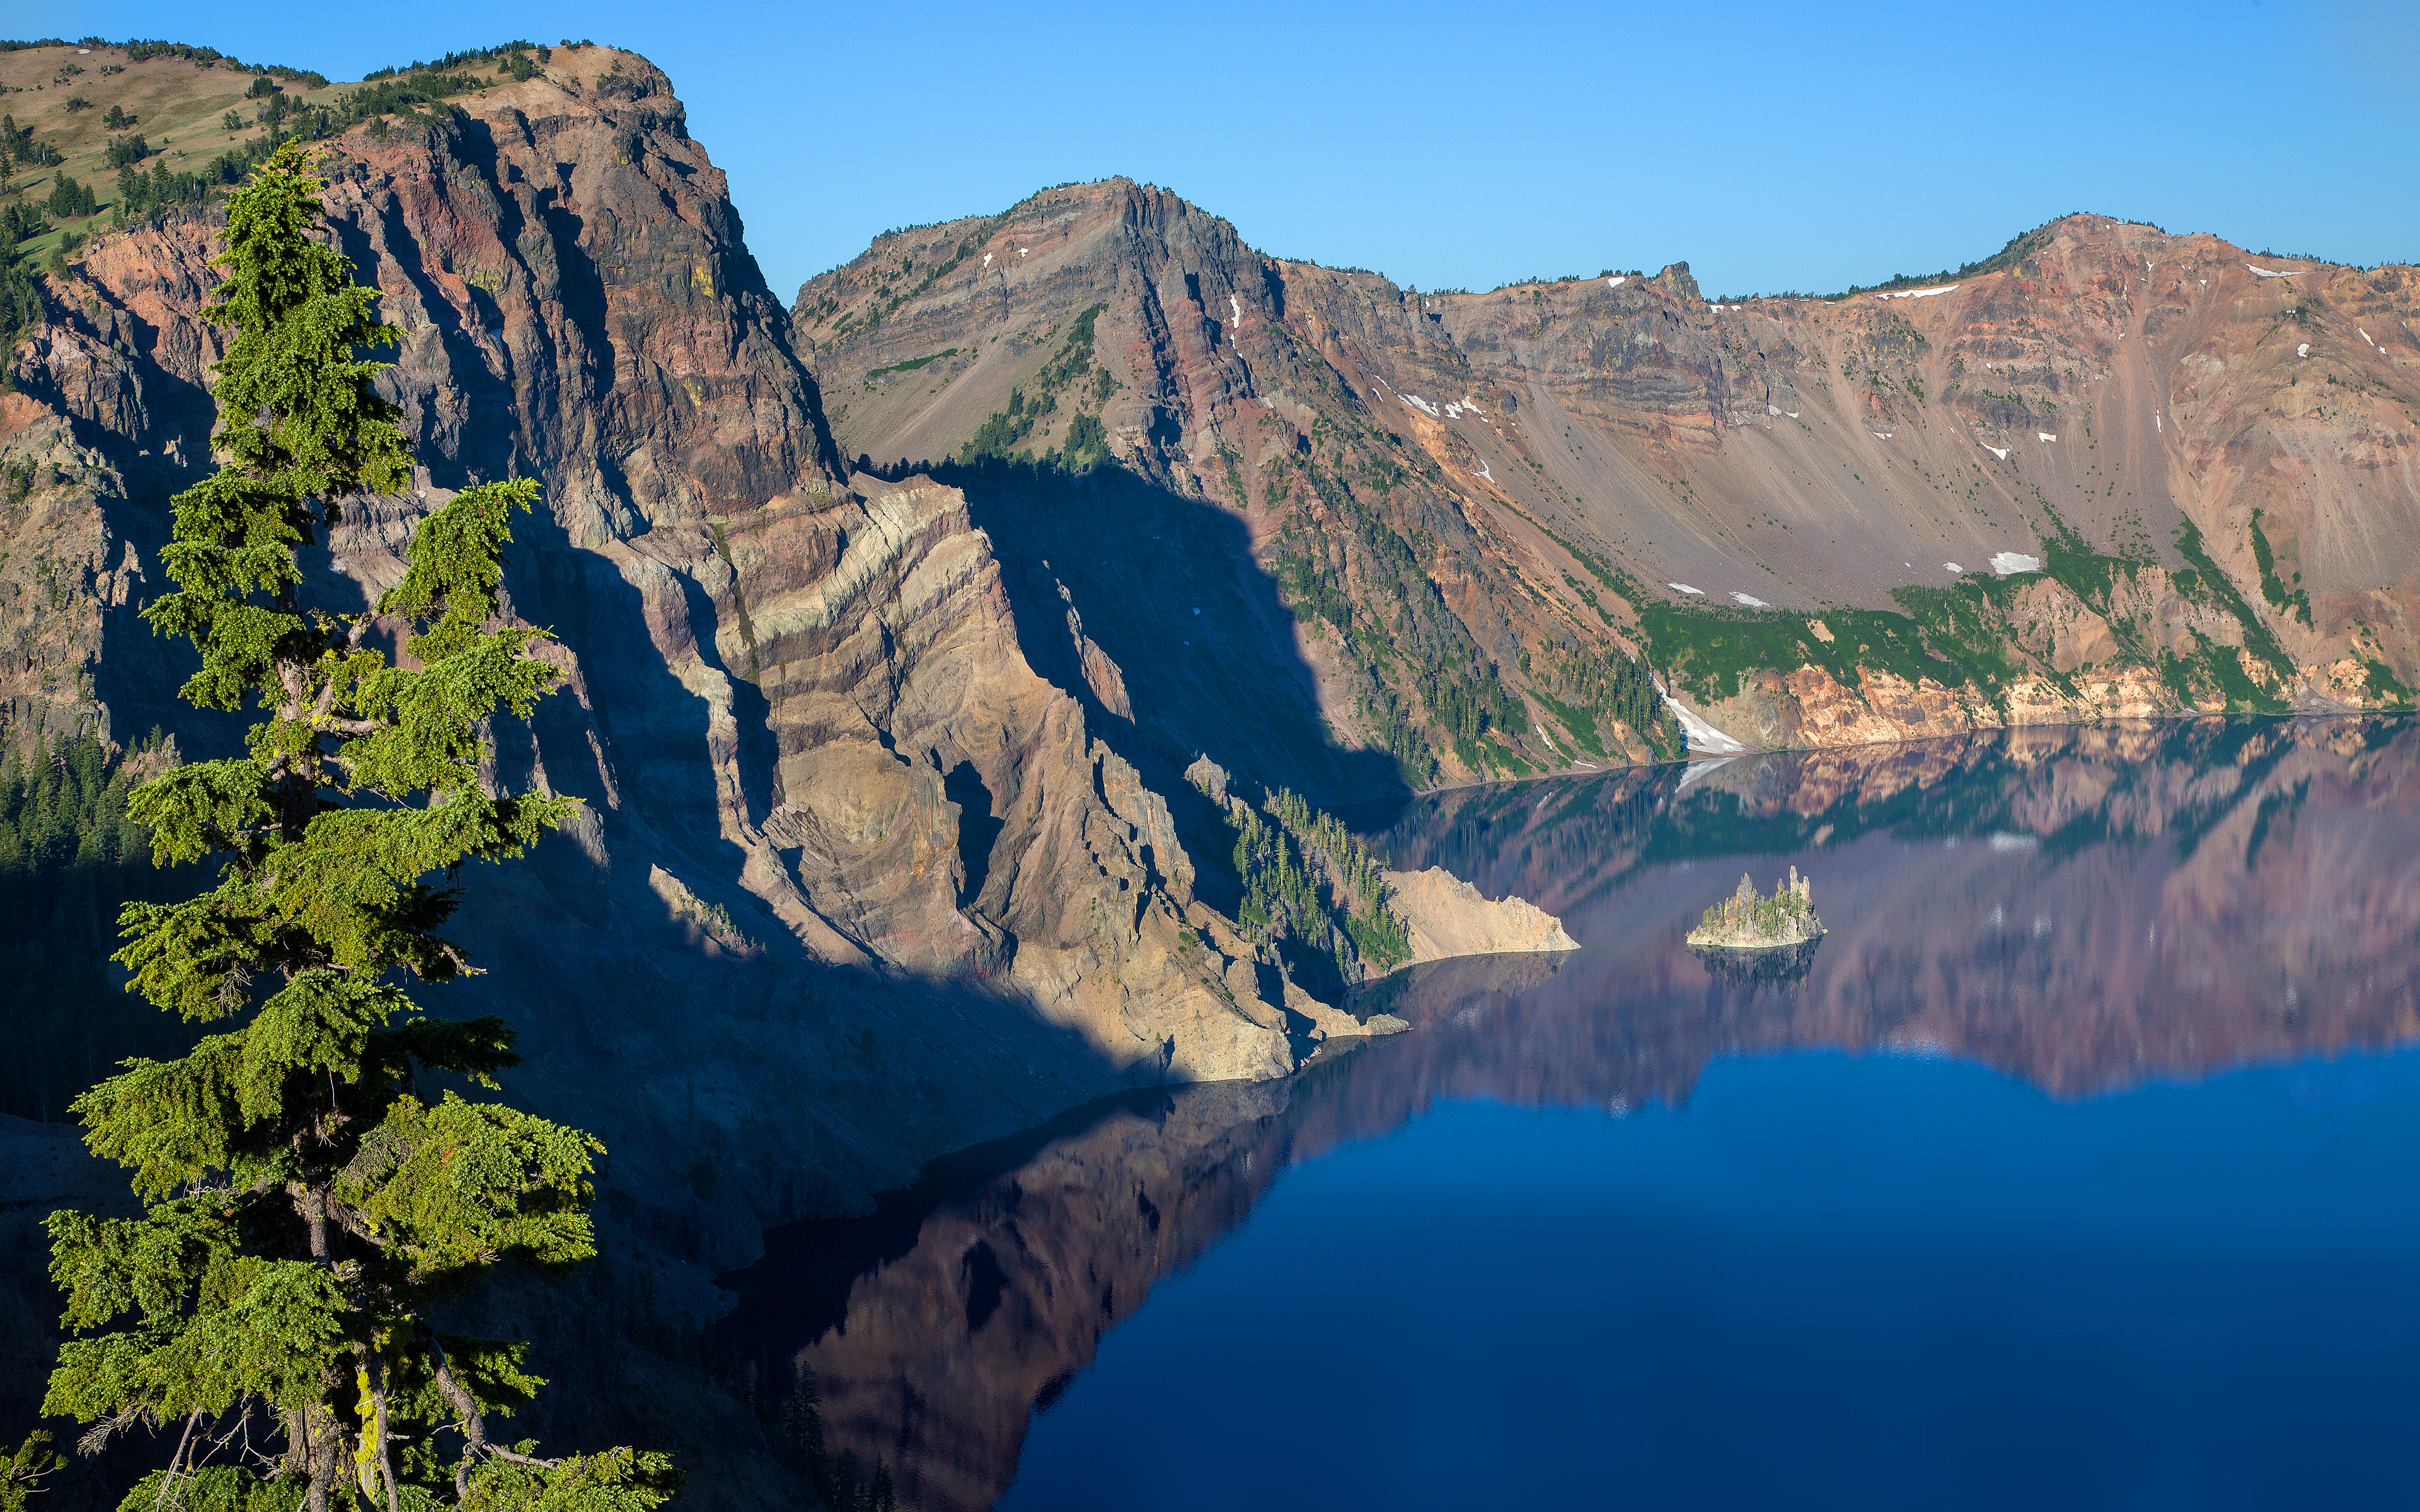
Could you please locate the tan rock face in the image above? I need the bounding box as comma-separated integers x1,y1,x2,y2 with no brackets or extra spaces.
1382,866,1579,961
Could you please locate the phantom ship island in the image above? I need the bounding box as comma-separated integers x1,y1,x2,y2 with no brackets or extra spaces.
1687,868,1826,983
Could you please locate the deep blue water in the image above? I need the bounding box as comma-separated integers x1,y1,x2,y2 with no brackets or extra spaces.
728,719,2420,1511
999,1050,2420,1510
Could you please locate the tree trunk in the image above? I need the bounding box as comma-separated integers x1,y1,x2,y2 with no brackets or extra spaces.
306,1406,336,1512
371,1350,400,1512
301,1184,328,1259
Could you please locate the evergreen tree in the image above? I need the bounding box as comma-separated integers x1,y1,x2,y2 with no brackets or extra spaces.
0,1433,60,1511
43,171,94,219
39,142,674,1512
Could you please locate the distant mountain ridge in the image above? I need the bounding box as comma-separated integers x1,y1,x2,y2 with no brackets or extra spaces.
798,182,2419,762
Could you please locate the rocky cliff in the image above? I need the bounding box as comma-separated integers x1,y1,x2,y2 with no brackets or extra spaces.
792,181,1685,790
3,40,1372,1167
799,187,2420,762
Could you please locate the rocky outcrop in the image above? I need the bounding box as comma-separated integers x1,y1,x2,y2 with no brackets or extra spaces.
1382,866,1580,963
1687,868,1823,949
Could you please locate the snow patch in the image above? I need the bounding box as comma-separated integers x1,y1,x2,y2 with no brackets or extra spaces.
1990,552,2042,575
1669,583,1704,596
2037,432,2057,442
1944,562,1965,574
1474,459,1494,483
1662,695,1747,755
2360,328,2376,347
2297,343,2310,358
982,252,994,271
1400,394,1441,417
1607,276,1627,287
1228,294,1242,324
1731,592,1770,608
1872,430,1893,440
2247,263,2301,278
1875,285,1959,300
1981,443,2010,461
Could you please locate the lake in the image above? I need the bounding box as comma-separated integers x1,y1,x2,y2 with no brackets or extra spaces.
723,717,2420,1510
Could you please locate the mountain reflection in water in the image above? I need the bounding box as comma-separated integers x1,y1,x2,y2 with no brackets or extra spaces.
720,716,2420,1511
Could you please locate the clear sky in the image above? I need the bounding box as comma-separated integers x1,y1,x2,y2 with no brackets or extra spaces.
17,0,2417,302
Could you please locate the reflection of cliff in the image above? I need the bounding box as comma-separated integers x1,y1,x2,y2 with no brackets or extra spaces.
723,957,1579,1512
727,717,2420,1511
1378,716,2420,1097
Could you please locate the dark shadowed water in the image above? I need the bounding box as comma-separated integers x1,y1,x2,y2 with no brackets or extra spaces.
725,718,2420,1510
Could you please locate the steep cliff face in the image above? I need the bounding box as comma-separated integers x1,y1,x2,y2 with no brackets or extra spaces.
1,24,1361,1357
801,190,2420,762
795,181,1676,791
1,47,1582,1272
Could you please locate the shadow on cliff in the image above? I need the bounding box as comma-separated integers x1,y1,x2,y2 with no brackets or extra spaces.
859,452,1407,907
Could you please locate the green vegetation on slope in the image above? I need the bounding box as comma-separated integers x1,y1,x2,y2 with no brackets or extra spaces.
1265,450,1523,784
2247,508,2314,627
3,40,557,256
2164,518,2295,711
957,304,1117,469
1581,494,2337,721
865,347,957,380
1218,779,1410,997
1622,570,2027,714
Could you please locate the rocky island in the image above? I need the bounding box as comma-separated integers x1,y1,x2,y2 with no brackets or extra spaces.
1688,868,1826,981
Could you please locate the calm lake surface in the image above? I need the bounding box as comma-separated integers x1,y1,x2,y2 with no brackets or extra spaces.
725,718,2420,1510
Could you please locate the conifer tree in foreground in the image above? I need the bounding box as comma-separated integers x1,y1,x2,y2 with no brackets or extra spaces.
38,142,674,1512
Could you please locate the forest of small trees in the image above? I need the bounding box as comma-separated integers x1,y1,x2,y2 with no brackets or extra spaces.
1226,784,1411,998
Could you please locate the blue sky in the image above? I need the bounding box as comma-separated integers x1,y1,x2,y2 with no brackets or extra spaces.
18,0,2416,301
